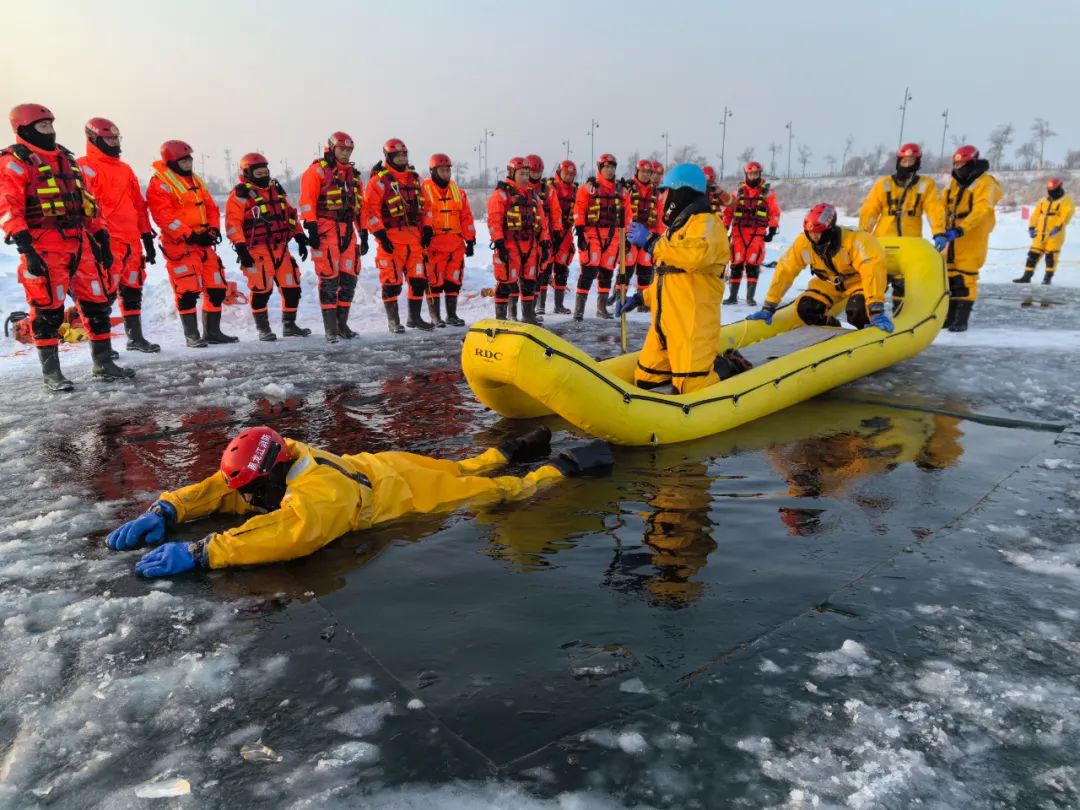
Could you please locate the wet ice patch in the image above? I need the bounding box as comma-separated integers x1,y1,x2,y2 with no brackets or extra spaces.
809,639,877,678
1001,547,1080,583
327,701,395,737
581,728,650,756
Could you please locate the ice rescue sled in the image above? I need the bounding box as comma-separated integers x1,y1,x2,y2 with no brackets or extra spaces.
461,237,948,446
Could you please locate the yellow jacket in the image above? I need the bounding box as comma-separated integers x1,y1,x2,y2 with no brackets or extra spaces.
649,210,731,280
765,228,887,307
859,174,946,238
1029,194,1075,252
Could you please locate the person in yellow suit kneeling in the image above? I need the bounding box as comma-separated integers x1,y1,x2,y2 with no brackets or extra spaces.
106,425,612,576
1015,178,1074,285
616,163,750,394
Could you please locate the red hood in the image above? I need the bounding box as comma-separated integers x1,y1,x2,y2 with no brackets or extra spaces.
84,140,121,165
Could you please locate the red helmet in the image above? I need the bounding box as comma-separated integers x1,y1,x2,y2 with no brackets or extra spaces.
597,153,617,168
525,154,544,174
635,159,653,174
703,166,717,184
85,117,119,140
240,152,269,173
429,153,452,170
650,161,664,174
160,140,193,162
220,426,291,491
897,142,922,159
383,138,408,157
953,145,979,165
804,203,838,234
1048,178,1063,191
745,161,763,175
507,156,527,176
328,131,354,150
9,103,53,132
557,159,577,177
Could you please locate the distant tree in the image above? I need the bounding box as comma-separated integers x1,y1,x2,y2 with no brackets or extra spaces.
736,147,755,167
950,133,968,149
797,144,813,177
824,154,837,175
1031,117,1058,168
453,159,470,184
622,151,641,179
985,123,1014,170
1065,149,1080,170
672,144,705,166
1016,141,1039,170
767,142,782,176
843,155,868,176
867,143,888,175
840,136,855,174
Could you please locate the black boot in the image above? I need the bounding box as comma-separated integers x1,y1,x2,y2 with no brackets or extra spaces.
203,310,239,344
37,345,74,392
322,308,340,343
495,301,509,320
1043,272,1054,285
384,301,405,334
406,298,434,330
573,292,587,322
724,281,741,305
522,297,541,325
549,440,614,477
595,296,613,320
427,297,446,328
281,311,311,337
508,297,519,322
180,312,207,348
497,426,552,462
1013,270,1034,283
91,339,135,380
942,299,958,330
537,288,548,315
444,296,466,327
553,288,571,314
948,300,973,333
253,310,277,341
746,281,758,306
337,307,357,339
124,314,160,353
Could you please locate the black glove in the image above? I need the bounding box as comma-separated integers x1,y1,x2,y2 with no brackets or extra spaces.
421,226,434,249
374,229,394,254
540,239,551,265
206,227,221,245
234,243,255,268
765,226,778,243
575,226,587,251
93,228,113,269
493,238,509,264
186,230,216,247
141,232,157,265
465,239,475,257
304,222,320,250
552,231,564,249
294,232,308,261
359,230,369,256
12,230,46,277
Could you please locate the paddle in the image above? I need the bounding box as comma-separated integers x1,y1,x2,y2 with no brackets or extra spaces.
617,227,628,353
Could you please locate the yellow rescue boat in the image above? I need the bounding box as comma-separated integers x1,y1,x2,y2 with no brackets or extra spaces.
462,237,947,446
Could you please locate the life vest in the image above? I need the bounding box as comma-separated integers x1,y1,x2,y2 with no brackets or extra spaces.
1,144,97,230
626,179,659,228
731,183,772,228
707,187,727,214
583,178,623,228
152,163,212,229
882,176,925,221
548,177,577,232
423,179,466,234
497,181,542,240
234,180,297,246
311,157,362,221
374,165,422,229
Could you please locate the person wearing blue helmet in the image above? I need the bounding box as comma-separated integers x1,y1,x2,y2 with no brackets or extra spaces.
617,163,750,392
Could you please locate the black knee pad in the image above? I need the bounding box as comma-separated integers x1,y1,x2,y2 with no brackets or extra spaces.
554,264,570,287
318,276,340,306
442,281,462,296
32,307,64,340
796,296,828,325
519,279,537,297
729,263,745,281
637,267,655,286
576,266,598,291
495,282,516,300
119,286,142,312
177,291,200,312
337,273,358,303
597,268,614,289
250,291,273,311
537,267,552,286
1025,251,1041,269
947,274,969,299
1046,252,1057,269
407,277,428,298
744,264,760,281
845,294,869,329
281,287,301,310
381,283,403,300
79,300,112,336
206,288,227,308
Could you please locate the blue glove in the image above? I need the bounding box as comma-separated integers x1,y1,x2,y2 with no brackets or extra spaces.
870,313,894,333
135,542,197,577
1028,227,1037,239
626,222,652,249
932,233,948,251
615,292,644,316
944,228,962,242
106,501,176,550
1049,227,1061,237
747,303,777,325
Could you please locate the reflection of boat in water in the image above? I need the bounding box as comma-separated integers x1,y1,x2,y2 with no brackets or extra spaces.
462,237,947,445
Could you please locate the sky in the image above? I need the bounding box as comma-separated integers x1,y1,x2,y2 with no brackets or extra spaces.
4,0,1077,183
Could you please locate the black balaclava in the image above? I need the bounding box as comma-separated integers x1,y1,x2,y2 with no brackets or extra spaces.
894,155,921,183
663,187,708,227
810,226,841,260
431,168,450,189
18,122,56,152
167,160,193,177
952,158,986,187
1049,185,1065,201
745,175,762,188
247,164,271,188
239,461,293,513
89,133,121,158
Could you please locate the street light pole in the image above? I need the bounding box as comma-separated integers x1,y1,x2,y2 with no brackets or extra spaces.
897,86,913,148
562,139,571,161
939,109,950,167
587,119,599,169
719,106,733,179
481,128,494,187
200,153,209,178
785,122,793,179
661,131,670,168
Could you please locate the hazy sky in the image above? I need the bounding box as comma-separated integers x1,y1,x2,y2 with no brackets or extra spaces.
5,0,1077,182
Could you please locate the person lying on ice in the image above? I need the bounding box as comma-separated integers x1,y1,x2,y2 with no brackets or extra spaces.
106,425,612,577
748,203,893,333
614,163,751,393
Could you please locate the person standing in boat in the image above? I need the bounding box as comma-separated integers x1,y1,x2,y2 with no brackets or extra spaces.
748,204,893,333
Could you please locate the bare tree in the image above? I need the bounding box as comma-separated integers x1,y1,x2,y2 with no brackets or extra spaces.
985,123,1014,170
736,147,754,166
1065,149,1080,170
453,159,470,184
1031,117,1058,168
1016,141,1039,171
672,144,706,166
950,133,968,149
797,144,812,177
867,143,888,175
767,142,782,176
844,155,868,176
824,154,837,175
840,136,854,174
622,151,641,179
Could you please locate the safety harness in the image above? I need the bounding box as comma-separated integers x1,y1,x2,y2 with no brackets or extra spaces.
1,144,97,230
375,165,422,229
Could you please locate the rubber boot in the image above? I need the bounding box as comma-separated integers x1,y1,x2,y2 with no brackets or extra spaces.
37,345,74,392
1013,270,1033,284
384,301,405,334
724,280,741,305
497,426,552,462
746,280,758,306
91,339,135,380
549,440,615,477
553,288,571,314
337,307,357,339
281,311,311,337
508,297,519,322
180,312,207,348
596,296,613,320
1043,272,1054,285
253,310,277,341
444,296,466,327
537,288,548,315
942,299,958,330
522,297,541,325
573,292,587,322
495,302,509,320
203,310,239,344
427,297,446,328
947,300,973,332
124,314,160,353
322,308,339,344
406,298,434,330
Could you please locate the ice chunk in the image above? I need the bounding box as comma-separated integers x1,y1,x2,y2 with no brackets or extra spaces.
809,639,877,678
327,701,395,737
134,777,191,798
240,741,283,763
619,677,650,694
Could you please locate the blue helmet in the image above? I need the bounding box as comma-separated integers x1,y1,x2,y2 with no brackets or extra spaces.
659,163,707,193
